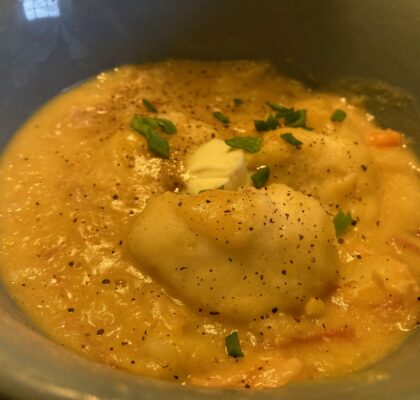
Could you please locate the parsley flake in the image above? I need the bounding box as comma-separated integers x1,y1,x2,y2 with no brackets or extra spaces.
251,166,270,189
280,133,303,148
333,209,354,237
213,111,230,125
225,136,262,153
225,332,244,357
233,98,243,106
331,109,347,122
142,99,158,113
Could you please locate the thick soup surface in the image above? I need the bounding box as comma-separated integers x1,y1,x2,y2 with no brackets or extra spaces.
0,61,419,389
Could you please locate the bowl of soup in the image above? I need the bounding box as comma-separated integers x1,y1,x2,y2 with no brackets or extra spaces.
1,1,419,399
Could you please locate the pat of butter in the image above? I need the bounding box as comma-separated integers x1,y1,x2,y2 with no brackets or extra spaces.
184,139,249,194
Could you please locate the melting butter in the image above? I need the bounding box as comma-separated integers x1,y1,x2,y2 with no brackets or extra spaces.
183,139,249,194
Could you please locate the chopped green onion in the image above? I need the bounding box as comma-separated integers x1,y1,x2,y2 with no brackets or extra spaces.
225,332,244,357
131,116,155,136
251,166,270,189
266,114,278,130
131,116,171,158
233,98,243,106
331,109,347,122
254,120,269,132
280,132,303,148
142,99,158,113
156,118,177,134
333,209,354,237
275,109,292,119
225,136,262,153
267,101,313,129
281,108,299,125
284,109,307,128
269,106,311,130
131,116,176,135
145,129,170,158
213,111,230,125
254,114,279,132
266,101,289,112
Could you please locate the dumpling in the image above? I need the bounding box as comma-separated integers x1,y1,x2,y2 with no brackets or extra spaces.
130,184,339,321
247,129,378,211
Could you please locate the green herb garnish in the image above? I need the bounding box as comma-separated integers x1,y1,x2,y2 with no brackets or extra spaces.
266,101,289,113
333,209,353,237
131,116,176,135
267,102,311,129
225,332,244,358
254,119,269,132
254,114,278,132
266,114,278,130
225,136,262,153
144,129,170,158
156,118,177,134
284,109,307,128
233,98,243,106
331,109,347,122
131,116,171,158
280,132,303,148
142,99,158,113
213,111,230,125
131,116,156,133
251,166,270,189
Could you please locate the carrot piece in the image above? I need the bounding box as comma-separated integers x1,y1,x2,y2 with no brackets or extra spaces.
367,129,403,148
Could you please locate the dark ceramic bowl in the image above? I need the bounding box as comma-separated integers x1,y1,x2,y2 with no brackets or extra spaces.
1,1,419,399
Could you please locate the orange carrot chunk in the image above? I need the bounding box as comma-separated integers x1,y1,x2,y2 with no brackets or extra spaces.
367,129,403,148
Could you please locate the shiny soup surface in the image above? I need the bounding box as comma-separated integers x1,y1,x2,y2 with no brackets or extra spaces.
0,61,419,389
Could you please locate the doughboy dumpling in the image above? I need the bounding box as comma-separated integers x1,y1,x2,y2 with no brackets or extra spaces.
247,129,378,209
130,184,339,320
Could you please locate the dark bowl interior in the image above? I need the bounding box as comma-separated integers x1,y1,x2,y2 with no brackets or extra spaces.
1,1,419,399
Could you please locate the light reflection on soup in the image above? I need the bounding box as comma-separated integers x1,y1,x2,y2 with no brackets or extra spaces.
0,61,419,389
